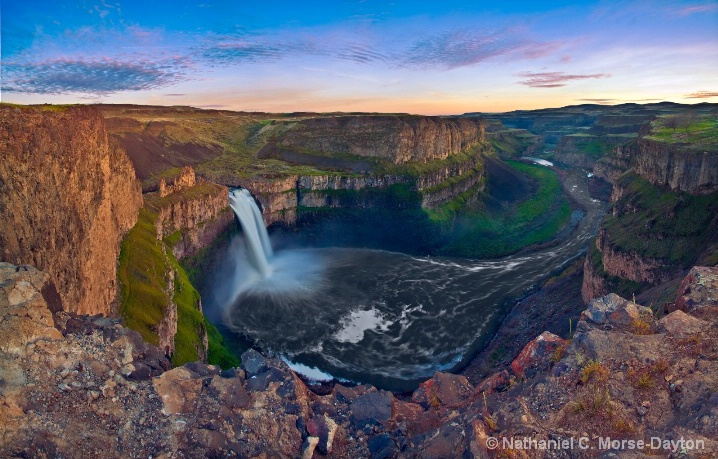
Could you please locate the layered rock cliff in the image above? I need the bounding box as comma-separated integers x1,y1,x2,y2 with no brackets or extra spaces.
612,138,718,194
275,115,485,164
147,167,234,260
554,134,635,168
0,105,142,316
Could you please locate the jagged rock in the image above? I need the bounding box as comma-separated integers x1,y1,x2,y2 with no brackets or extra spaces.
475,370,511,395
510,331,566,379
351,391,393,426
0,263,62,354
674,266,718,314
657,310,709,335
241,348,269,376
306,414,339,455
246,367,286,392
581,293,654,332
391,399,440,437
367,433,398,459
334,383,364,403
301,436,319,459
411,372,473,408
153,367,204,415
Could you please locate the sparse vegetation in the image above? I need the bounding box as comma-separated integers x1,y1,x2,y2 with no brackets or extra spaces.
580,359,610,384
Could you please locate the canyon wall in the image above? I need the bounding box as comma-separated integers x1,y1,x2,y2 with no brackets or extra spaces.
276,115,485,164
0,105,142,315
618,138,718,194
595,138,718,194
148,168,234,260
583,134,718,303
553,134,634,168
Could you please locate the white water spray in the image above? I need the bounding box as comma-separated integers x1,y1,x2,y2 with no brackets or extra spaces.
229,189,273,277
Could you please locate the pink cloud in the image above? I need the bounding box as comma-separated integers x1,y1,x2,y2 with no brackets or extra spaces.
517,71,611,88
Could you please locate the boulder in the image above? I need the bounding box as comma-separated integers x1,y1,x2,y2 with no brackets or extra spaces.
240,349,268,376
510,331,566,379
411,372,473,409
368,433,398,459
152,367,203,415
351,391,393,426
475,370,511,395
674,267,718,315
306,414,338,455
581,293,653,332
391,399,440,437
657,310,709,335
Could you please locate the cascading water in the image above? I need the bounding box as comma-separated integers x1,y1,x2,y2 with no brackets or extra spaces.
208,170,606,392
228,189,273,277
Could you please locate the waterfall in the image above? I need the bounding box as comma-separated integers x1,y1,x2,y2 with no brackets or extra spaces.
229,189,273,277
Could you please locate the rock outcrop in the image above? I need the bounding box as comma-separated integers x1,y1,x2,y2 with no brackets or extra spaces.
0,105,142,316
276,115,485,164
554,134,634,168
2,262,718,458
595,137,718,195
147,170,234,260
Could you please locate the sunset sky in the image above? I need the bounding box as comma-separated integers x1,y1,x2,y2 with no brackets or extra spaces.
2,0,717,114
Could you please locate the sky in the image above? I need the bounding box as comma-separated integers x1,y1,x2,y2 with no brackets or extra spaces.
1,0,717,114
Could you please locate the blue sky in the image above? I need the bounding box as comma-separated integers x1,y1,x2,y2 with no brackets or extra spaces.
2,0,717,114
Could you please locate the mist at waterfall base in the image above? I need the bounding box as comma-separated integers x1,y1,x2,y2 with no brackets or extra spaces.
206,178,603,392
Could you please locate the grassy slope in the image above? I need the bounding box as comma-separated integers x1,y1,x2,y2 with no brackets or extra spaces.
118,208,239,368
603,174,718,265
647,115,718,146
430,160,571,258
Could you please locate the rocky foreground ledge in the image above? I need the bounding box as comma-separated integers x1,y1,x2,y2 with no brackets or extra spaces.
1,262,717,458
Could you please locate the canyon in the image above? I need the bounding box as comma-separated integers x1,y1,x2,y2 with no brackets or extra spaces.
1,101,717,458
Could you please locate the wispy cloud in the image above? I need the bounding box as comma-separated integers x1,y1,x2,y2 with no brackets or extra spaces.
402,29,557,69
517,71,610,88
676,2,718,16
203,40,286,64
336,44,388,64
685,90,718,98
579,98,615,103
3,57,189,95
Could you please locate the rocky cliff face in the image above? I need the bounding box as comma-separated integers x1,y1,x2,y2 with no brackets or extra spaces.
223,149,487,225
4,262,717,458
597,138,718,194
276,115,485,164
585,130,718,303
625,138,718,194
554,134,634,168
148,171,233,260
0,105,142,316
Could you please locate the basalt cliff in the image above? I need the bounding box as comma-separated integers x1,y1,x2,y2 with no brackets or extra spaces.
0,105,142,316
583,117,718,304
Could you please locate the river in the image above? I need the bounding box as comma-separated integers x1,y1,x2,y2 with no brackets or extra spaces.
203,167,606,392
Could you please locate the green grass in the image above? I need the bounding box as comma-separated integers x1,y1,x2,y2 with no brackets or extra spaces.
602,174,718,265
118,206,239,368
431,160,571,258
647,115,718,147
576,140,615,158
489,130,538,157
